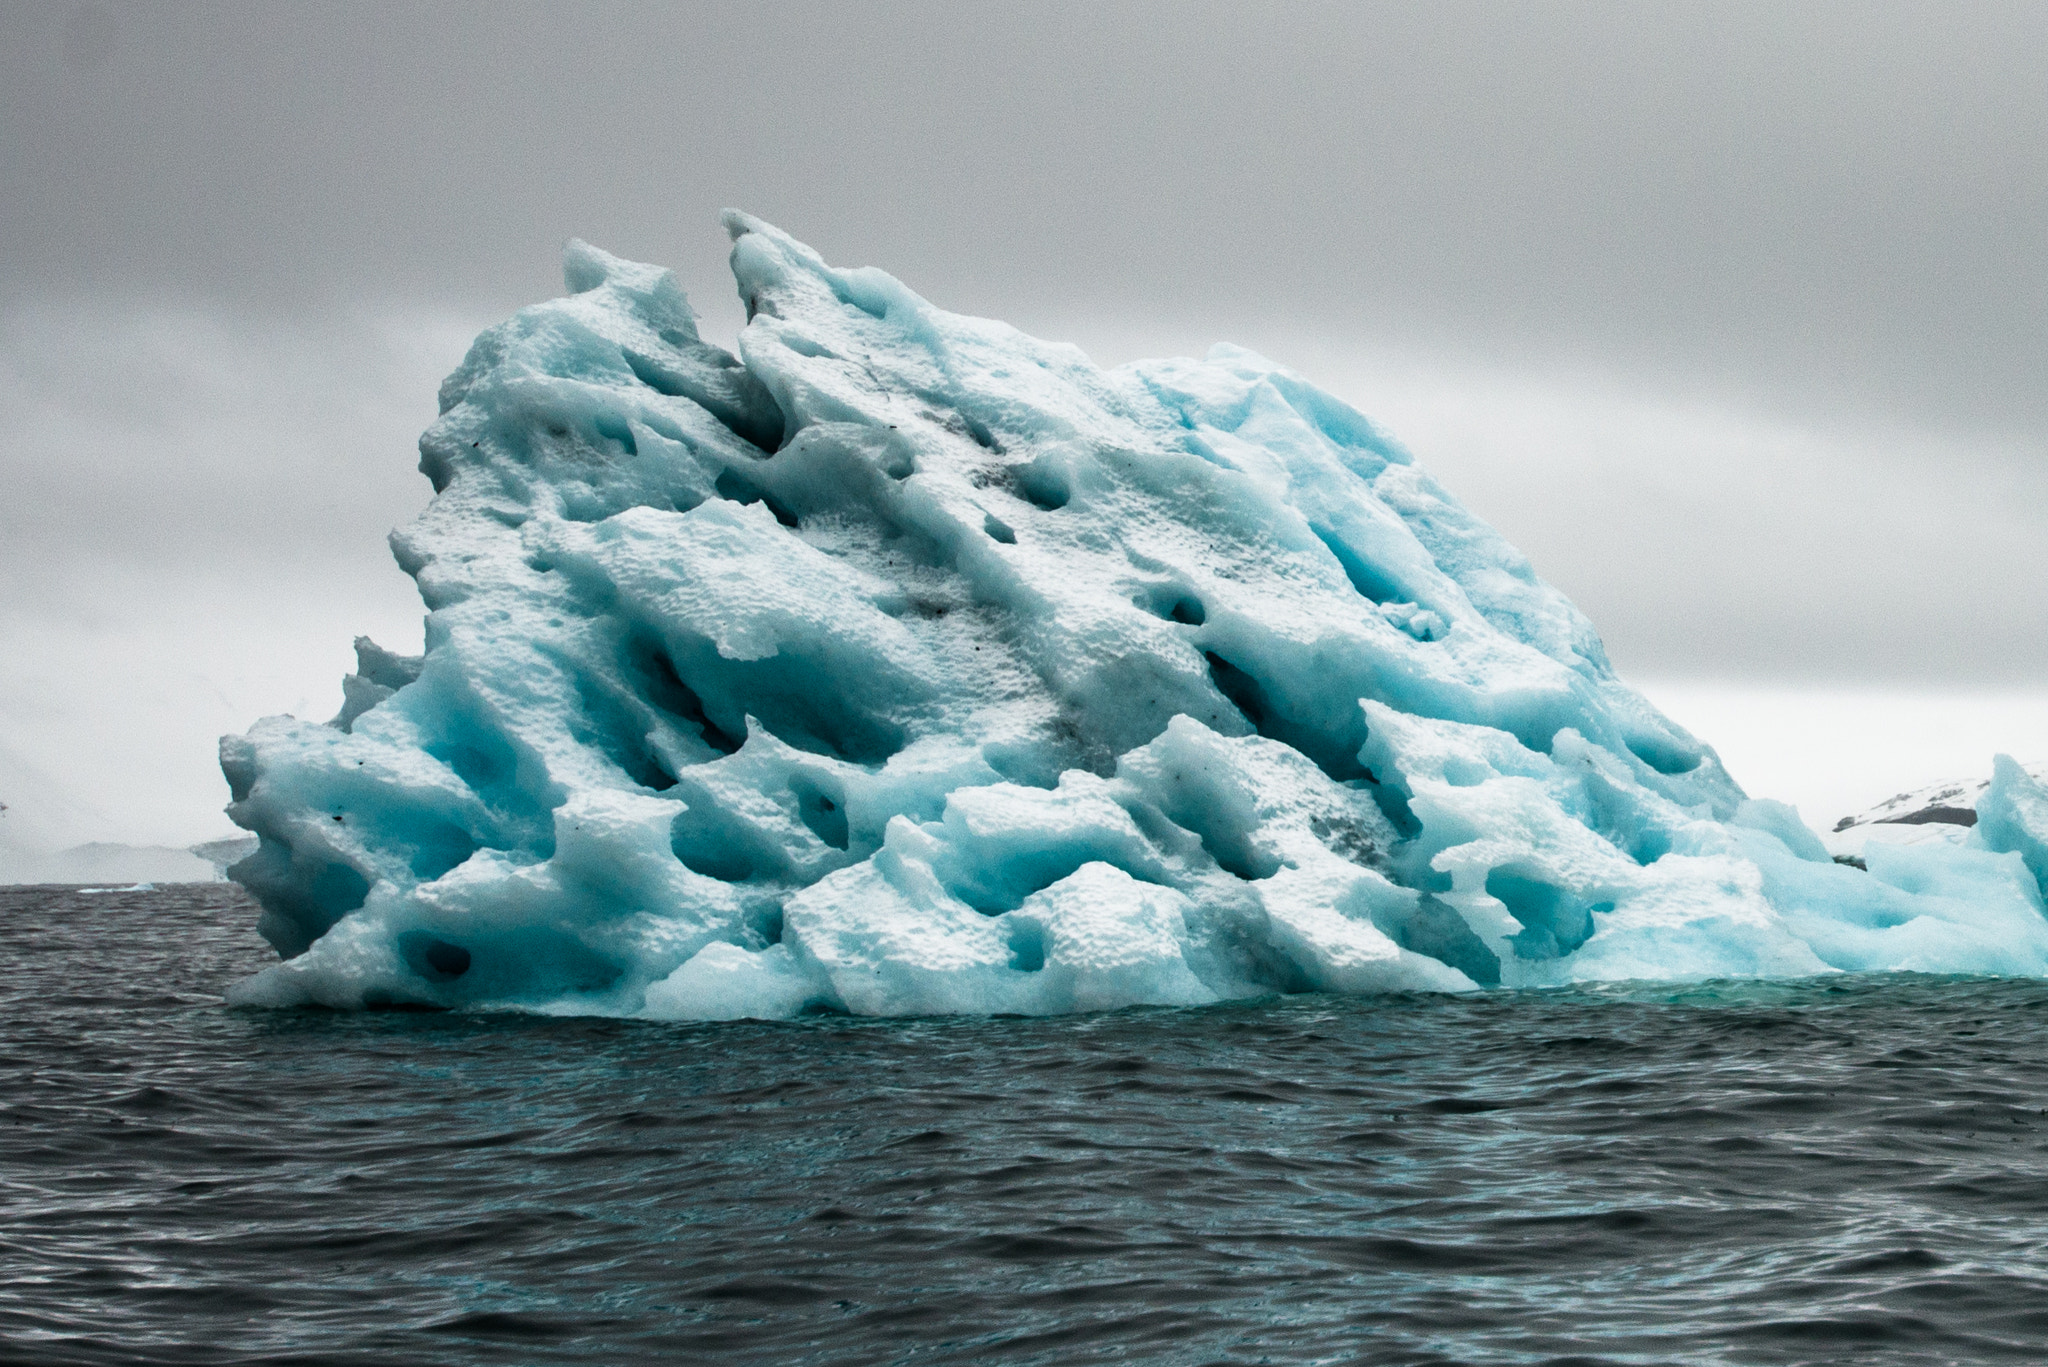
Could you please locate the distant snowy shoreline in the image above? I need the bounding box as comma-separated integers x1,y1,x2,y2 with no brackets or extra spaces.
1825,763,2048,861
0,836,255,887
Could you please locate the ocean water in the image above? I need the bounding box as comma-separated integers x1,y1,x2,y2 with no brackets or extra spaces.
7,886,2048,1365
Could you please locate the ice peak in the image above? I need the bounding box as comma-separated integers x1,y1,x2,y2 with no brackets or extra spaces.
220,218,2048,1016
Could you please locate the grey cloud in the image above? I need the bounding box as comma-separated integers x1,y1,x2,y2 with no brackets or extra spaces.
4,2,2046,439
0,299,469,603
4,1,2047,847
0,304,451,849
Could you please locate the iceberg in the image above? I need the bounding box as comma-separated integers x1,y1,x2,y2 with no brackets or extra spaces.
220,216,2048,1016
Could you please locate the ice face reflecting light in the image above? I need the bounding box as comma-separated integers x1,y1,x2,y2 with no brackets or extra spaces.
219,217,2048,1017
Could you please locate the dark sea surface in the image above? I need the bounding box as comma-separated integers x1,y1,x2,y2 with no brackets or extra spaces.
8,885,2048,1366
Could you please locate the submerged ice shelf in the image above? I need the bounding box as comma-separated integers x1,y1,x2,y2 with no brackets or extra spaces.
221,216,2048,1017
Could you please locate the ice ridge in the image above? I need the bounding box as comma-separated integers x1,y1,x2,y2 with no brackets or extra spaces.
221,216,2048,1016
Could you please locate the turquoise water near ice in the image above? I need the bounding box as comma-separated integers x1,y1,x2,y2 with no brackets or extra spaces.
8,883,2048,1365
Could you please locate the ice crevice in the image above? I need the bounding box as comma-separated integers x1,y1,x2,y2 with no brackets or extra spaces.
220,215,2048,1017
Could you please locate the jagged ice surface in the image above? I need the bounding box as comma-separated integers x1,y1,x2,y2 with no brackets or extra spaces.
221,217,2048,1017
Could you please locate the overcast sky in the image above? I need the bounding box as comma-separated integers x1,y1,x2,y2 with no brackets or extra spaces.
4,1,2045,852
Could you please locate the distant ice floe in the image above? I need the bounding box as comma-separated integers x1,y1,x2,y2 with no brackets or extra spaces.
218,217,2048,1017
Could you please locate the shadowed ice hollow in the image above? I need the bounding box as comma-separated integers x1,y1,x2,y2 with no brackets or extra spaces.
220,216,2048,1016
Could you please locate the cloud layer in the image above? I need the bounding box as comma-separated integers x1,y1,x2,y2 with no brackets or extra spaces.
0,303,467,849
7,2,2046,438
3,3,2044,848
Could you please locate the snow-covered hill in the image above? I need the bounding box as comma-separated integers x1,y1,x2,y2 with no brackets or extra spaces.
1826,763,2048,860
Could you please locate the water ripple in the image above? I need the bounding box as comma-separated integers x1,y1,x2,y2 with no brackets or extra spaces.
6,885,2048,1364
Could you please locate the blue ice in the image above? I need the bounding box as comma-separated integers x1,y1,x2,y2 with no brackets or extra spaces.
219,217,2048,1016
